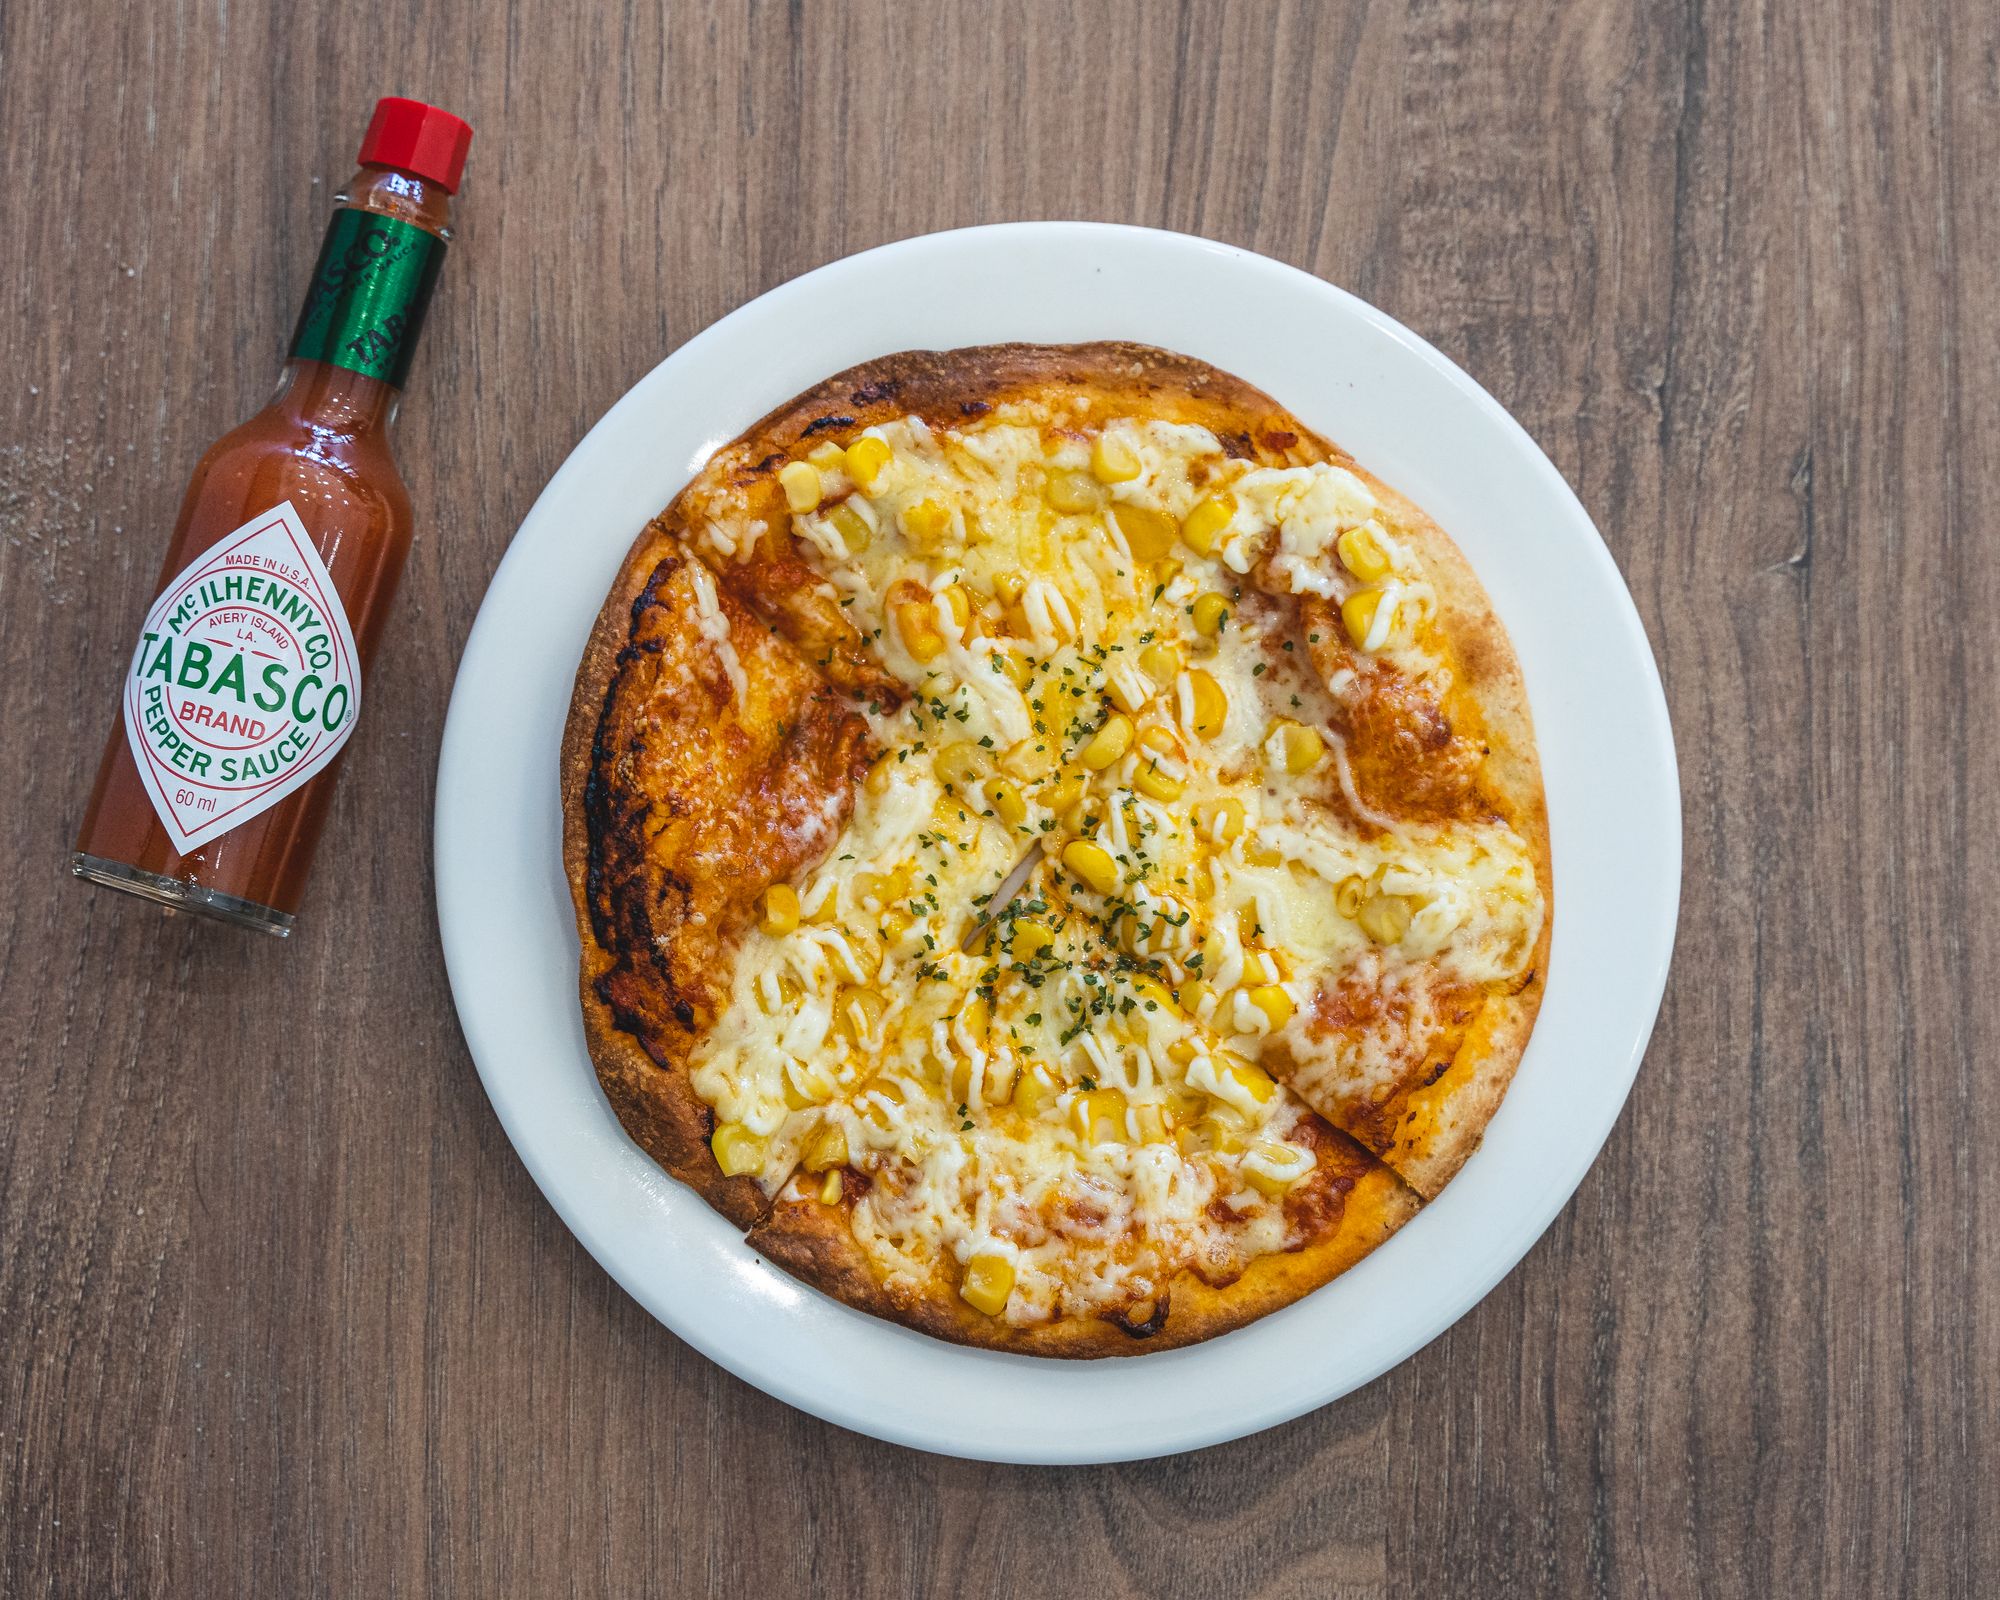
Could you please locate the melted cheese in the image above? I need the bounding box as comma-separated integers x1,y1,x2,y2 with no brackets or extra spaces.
682,406,1544,1327
685,559,747,702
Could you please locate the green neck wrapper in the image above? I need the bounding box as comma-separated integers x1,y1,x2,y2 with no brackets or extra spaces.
287,208,445,389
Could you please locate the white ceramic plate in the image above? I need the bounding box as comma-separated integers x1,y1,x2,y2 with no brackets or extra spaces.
435,223,1679,1465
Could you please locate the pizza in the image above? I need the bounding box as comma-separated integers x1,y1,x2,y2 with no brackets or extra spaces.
561,343,1549,1355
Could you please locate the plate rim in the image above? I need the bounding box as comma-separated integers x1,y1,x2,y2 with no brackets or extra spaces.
434,220,1681,1464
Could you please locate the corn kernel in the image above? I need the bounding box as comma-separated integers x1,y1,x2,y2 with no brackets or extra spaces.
998,739,1055,783
1078,714,1134,771
1166,1037,1201,1066
1240,945,1281,984
1219,1054,1278,1107
1039,774,1086,816
1106,667,1150,715
1071,1087,1130,1143
1198,797,1246,843
946,1043,1013,1109
1045,468,1108,513
1334,874,1367,919
865,753,896,795
1177,979,1214,1019
998,650,1034,689
778,460,822,513
1139,641,1184,683
757,973,802,1015
1342,588,1393,651
1090,433,1142,483
845,435,892,491
1243,1142,1308,1199
930,795,978,847
1161,1085,1205,1123
937,584,972,631
1132,1102,1172,1144
1358,893,1413,944
1012,1062,1062,1116
901,497,953,545
851,870,896,910
1008,918,1055,961
988,778,1027,827
1273,719,1325,774
1246,984,1294,1031
1191,592,1231,639
896,599,945,661
759,883,800,935
1337,523,1392,581
881,909,913,948
936,739,989,791
807,439,847,473
1130,976,1178,1015
982,1057,1021,1106
858,1076,908,1132
827,502,871,554
1186,669,1228,739
993,570,1028,605
831,931,882,983
834,985,886,1046
1062,839,1120,895
802,1121,849,1173
710,1122,765,1177
783,1059,837,1111
960,1252,1016,1317
1133,762,1184,803
1180,494,1235,555
1110,503,1178,560
1190,1108,1252,1152
819,1169,844,1205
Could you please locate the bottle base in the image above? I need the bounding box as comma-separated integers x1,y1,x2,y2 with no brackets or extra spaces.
70,854,294,937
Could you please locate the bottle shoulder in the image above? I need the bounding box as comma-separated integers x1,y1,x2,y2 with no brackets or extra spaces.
184,405,410,529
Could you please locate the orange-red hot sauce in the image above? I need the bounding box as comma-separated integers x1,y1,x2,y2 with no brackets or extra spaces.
73,98,472,936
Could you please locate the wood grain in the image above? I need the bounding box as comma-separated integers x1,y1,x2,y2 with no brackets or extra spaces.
1,0,1992,1595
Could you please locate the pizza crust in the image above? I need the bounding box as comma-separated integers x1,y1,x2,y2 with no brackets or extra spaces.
562,527,771,1227
1328,466,1552,1196
746,1121,1419,1358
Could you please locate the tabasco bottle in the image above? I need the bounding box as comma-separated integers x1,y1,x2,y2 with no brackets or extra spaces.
72,97,472,936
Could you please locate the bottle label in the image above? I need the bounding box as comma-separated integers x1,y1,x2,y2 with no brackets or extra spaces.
287,209,444,388
121,501,362,855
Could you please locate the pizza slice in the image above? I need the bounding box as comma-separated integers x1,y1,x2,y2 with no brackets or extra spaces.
1245,471,1550,1196
563,539,873,1226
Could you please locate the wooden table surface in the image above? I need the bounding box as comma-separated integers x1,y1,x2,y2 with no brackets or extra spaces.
3,1,1993,1595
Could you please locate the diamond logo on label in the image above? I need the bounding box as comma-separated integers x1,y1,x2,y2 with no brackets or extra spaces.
121,500,362,855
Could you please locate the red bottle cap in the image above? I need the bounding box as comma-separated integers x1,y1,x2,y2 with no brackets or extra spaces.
356,97,473,192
